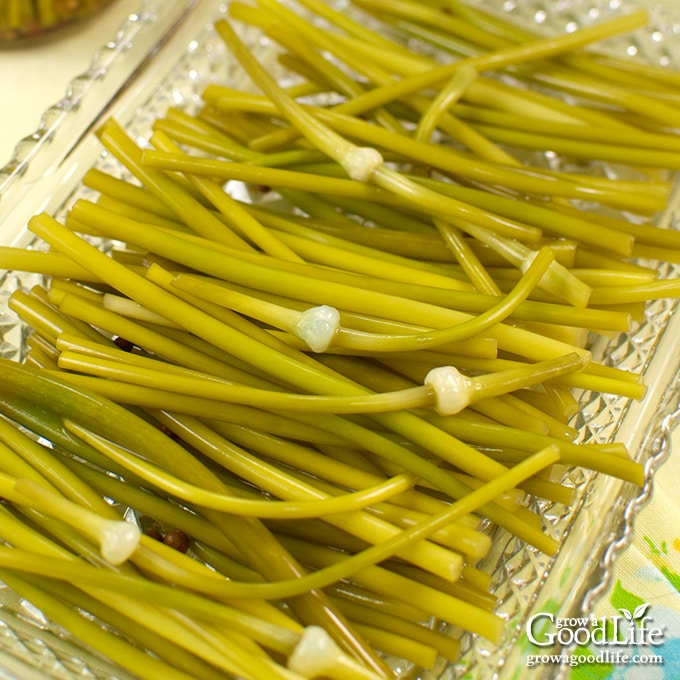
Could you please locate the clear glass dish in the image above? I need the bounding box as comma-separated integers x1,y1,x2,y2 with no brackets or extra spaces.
0,1,679,679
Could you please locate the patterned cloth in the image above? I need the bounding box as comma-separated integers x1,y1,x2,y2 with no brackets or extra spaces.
568,425,680,680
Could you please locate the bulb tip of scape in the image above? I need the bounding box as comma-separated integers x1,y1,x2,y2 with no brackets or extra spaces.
100,520,142,565
296,305,340,353
342,146,384,182
288,625,382,679
424,365,472,416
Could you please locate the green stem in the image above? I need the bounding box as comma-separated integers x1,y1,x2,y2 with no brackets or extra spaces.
65,418,419,519
64,202,596,366
149,130,303,261
0,570,200,680
173,245,556,351
0,473,141,566
0,547,301,655
215,18,384,182
0,355,389,675
96,121,250,250
58,349,437,414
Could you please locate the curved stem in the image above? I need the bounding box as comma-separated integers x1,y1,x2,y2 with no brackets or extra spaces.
66,419,419,518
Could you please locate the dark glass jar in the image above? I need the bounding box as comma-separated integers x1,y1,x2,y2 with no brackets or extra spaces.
0,0,117,43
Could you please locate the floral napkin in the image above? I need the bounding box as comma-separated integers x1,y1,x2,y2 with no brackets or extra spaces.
568,424,680,680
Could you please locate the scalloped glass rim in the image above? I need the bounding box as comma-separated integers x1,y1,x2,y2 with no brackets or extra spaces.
0,1,678,679
0,0,201,248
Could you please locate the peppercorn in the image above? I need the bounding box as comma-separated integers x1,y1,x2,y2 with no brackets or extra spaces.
162,528,190,553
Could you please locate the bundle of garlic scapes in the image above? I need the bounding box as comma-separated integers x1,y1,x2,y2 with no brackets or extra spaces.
0,1,679,679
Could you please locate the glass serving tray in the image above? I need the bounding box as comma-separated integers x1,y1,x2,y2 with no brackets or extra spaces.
0,1,679,679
